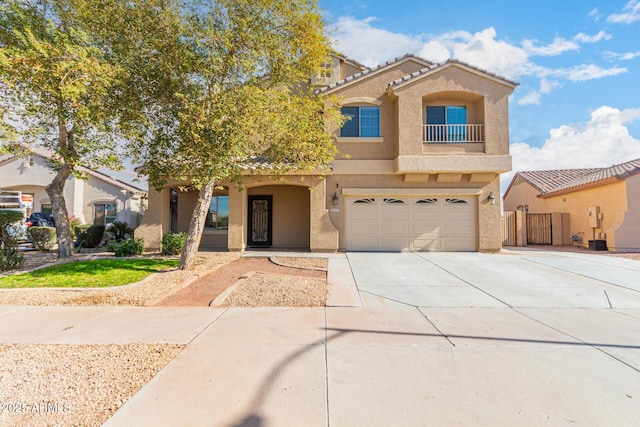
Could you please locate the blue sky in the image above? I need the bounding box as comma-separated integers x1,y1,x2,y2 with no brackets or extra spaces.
318,0,640,189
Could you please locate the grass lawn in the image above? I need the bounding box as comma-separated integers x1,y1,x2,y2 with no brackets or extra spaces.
0,258,180,289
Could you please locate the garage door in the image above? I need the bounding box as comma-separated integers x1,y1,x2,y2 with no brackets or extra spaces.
346,196,477,251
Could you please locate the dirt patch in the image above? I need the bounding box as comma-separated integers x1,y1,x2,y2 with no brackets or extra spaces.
153,257,327,307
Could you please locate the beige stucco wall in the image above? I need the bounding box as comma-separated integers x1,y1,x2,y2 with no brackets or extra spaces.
246,184,310,248
392,65,513,157
503,178,634,250
330,60,429,161
138,58,514,253
0,155,142,227
137,175,337,252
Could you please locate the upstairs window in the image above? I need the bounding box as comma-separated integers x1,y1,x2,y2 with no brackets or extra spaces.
426,106,467,142
340,106,380,137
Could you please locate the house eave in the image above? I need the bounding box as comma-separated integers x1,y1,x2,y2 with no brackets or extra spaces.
538,176,620,198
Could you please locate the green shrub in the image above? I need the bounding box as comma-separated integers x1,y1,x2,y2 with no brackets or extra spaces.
161,231,187,255
0,210,25,271
28,226,57,251
75,224,105,249
109,221,133,242
69,216,83,239
113,238,145,257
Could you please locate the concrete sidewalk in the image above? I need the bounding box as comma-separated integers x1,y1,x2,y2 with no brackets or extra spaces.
1,250,639,426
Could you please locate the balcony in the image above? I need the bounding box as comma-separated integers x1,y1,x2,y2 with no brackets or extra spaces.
422,124,484,144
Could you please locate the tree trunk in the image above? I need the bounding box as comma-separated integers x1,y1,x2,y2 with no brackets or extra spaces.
45,163,75,258
179,179,216,270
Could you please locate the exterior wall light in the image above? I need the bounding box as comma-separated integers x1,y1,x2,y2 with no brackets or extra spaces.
332,192,339,206
488,191,496,205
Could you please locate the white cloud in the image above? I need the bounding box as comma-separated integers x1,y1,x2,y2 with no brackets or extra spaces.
330,16,422,67
522,37,579,56
573,31,612,43
607,0,640,24
417,41,450,63
547,64,628,81
503,106,640,189
603,50,640,61
517,79,561,106
540,78,561,94
589,8,602,21
517,91,541,106
419,27,532,80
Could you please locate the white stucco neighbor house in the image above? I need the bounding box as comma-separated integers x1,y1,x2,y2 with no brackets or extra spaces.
0,148,147,228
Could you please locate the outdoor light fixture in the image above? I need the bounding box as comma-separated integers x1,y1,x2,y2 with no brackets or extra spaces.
488,191,496,205
332,192,339,206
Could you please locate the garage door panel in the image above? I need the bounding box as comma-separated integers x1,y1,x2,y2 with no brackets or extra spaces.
346,195,477,252
411,224,441,234
380,237,411,251
381,210,410,220
350,222,380,234
442,223,475,235
442,237,476,251
349,236,381,250
350,210,380,220
412,211,443,220
381,224,411,234
412,238,440,251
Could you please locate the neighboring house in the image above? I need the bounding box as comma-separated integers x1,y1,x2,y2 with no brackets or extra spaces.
137,53,517,252
503,158,640,252
0,148,147,228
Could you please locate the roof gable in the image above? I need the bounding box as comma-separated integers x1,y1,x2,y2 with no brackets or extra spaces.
316,54,434,95
389,59,519,91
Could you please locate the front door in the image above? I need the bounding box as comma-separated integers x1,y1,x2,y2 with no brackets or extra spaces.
248,195,272,247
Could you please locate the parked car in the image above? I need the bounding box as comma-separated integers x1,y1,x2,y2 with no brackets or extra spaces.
26,212,55,228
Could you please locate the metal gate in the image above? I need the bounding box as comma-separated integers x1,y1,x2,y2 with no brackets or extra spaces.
526,213,552,244
502,211,517,246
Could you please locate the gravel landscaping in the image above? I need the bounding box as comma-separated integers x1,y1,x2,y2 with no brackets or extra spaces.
220,272,326,307
0,343,183,427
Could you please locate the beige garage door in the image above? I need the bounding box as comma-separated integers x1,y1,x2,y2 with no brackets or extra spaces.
346,196,477,251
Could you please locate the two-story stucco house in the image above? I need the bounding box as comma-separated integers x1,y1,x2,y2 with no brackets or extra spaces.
136,53,517,252
0,147,147,228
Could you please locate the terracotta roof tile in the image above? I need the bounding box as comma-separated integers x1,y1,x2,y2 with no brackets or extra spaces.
514,157,640,196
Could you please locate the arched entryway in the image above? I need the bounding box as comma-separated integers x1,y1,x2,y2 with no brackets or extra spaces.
247,184,310,250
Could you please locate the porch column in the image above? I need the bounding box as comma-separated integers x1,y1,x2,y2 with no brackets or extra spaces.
309,179,339,252
228,185,246,251
137,186,168,251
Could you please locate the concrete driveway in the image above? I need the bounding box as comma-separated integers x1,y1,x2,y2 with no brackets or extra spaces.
3,249,640,426
347,249,640,309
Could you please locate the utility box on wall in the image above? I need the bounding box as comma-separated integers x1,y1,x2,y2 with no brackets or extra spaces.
588,206,601,228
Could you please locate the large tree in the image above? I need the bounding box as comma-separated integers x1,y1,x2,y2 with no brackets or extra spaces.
0,0,183,258
134,0,341,270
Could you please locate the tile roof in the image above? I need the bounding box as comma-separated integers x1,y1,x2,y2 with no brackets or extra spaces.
388,59,519,88
512,157,640,197
515,168,602,193
316,54,433,94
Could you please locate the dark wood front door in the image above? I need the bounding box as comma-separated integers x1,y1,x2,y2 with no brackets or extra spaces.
248,195,272,247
